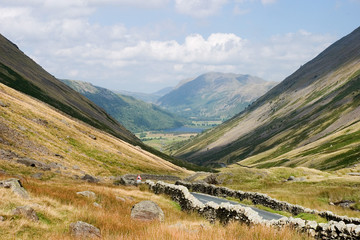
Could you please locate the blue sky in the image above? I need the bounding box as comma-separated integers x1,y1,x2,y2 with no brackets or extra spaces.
0,0,359,93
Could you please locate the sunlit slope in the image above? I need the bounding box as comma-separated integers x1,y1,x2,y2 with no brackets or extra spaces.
174,26,360,170
0,34,138,145
0,82,191,177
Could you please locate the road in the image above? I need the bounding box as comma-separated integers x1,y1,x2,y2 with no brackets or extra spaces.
191,192,283,221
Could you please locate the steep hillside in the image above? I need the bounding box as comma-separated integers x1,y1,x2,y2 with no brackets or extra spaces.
62,80,185,132
157,72,276,121
175,26,360,170
0,34,138,146
0,82,191,177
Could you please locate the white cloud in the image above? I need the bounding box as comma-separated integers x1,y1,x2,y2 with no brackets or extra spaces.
175,0,228,18
261,0,277,5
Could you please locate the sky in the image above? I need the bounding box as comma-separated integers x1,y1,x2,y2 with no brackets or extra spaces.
0,0,359,93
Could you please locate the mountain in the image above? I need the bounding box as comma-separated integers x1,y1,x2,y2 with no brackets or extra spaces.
62,80,185,132
157,72,276,121
116,87,173,103
0,34,138,146
0,33,210,172
174,26,360,170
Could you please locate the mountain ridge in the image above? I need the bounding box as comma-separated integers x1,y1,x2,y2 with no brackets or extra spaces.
157,72,276,121
174,26,360,170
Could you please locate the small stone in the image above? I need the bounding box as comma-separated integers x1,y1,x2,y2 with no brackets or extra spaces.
131,200,164,222
12,206,39,221
76,191,96,199
93,202,101,208
88,134,97,140
116,196,126,202
73,165,80,170
31,173,43,179
69,221,101,238
287,176,295,181
0,216,5,221
0,100,9,107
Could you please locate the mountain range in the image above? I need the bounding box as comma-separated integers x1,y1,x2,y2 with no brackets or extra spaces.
0,33,208,172
174,26,360,170
157,73,276,121
62,80,185,133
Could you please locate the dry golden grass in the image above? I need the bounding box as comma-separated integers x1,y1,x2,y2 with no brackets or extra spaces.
0,174,310,240
0,82,191,179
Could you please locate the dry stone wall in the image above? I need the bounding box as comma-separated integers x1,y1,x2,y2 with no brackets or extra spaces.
146,180,360,239
175,180,360,225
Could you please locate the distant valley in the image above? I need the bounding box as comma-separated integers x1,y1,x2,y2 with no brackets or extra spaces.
62,80,185,133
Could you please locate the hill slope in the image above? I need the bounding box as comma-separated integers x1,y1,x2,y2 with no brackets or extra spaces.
0,82,191,177
0,34,138,145
62,80,185,132
157,72,276,121
174,26,360,170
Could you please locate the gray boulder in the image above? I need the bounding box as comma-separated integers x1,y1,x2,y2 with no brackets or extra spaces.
0,178,30,199
81,174,100,183
0,216,4,221
131,200,164,222
76,191,96,199
69,221,101,238
12,205,39,221
16,158,51,171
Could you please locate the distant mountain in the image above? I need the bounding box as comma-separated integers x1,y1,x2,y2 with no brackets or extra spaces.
157,72,276,121
0,33,138,145
62,80,185,132
116,87,173,103
174,26,360,170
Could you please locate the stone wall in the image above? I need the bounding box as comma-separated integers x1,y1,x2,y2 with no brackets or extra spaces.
175,180,360,225
114,174,180,186
146,180,360,239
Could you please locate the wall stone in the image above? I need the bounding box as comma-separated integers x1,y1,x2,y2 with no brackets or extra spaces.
147,180,360,239
175,180,360,225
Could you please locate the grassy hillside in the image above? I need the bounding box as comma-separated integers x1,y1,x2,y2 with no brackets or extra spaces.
174,26,360,170
158,72,276,121
62,80,185,133
0,34,139,146
0,82,310,239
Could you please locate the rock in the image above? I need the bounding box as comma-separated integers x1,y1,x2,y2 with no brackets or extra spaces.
333,200,356,208
0,100,9,107
69,221,101,239
81,174,100,183
116,196,126,202
31,173,43,179
287,176,295,181
347,172,360,176
54,153,64,158
16,158,51,171
73,165,80,170
0,178,30,199
77,191,96,199
93,202,101,208
0,216,4,221
88,134,97,140
131,200,164,222
113,176,136,186
12,206,39,221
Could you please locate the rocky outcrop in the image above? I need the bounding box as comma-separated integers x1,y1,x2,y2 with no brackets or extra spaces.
147,180,360,239
114,174,180,186
69,221,101,238
0,178,30,199
16,158,51,171
76,191,96,199
81,174,100,183
131,200,165,222
12,206,39,221
175,180,360,225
